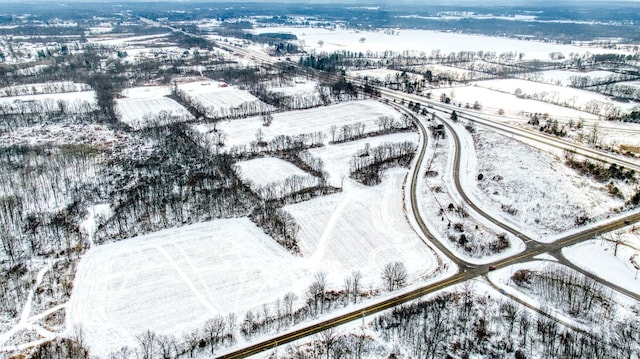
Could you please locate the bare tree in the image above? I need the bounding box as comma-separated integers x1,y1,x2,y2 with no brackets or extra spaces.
155,334,177,359
381,261,408,292
351,270,362,303
343,276,353,307
182,328,200,357
307,271,328,315
319,328,338,359
136,330,157,359
283,292,297,323
204,315,226,353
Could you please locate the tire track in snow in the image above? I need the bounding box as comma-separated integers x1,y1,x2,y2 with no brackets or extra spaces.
173,242,220,311
308,184,355,266
154,245,220,316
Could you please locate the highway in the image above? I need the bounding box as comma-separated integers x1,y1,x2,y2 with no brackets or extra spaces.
216,94,640,359
149,25,640,358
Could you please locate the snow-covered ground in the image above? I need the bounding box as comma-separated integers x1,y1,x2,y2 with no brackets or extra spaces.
67,218,313,357
177,80,270,118
349,68,407,82
533,69,623,86
306,132,419,187
474,78,636,115
267,79,318,96
563,234,640,295
68,166,444,357
0,82,91,97
415,119,525,262
0,91,97,114
115,97,192,129
255,26,629,60
85,33,171,46
0,124,126,148
195,100,402,151
234,157,319,198
487,260,639,326
286,169,440,284
462,127,631,239
429,85,599,120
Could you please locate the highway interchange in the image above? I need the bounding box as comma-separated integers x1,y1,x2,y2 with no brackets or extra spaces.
189,36,640,359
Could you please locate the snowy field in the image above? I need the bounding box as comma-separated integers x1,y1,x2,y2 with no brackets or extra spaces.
563,233,640,295
285,169,440,285
532,69,623,86
68,169,443,357
234,157,319,198
0,91,97,114
349,68,407,82
474,78,636,115
428,85,599,120
195,100,402,151
177,80,270,118
0,82,91,97
306,132,419,187
67,218,314,358
465,128,631,238
86,33,171,46
267,79,318,96
116,97,192,130
255,26,628,60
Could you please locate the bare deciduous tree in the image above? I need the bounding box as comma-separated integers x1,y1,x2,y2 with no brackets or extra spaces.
381,261,408,292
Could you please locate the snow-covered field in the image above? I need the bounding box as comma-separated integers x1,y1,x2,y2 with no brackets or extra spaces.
429,85,599,120
234,157,319,198
474,78,636,115
286,170,440,285
0,82,91,97
177,80,270,118
0,91,97,114
195,100,402,151
267,80,318,96
256,26,628,60
116,86,192,130
563,233,640,295
465,128,631,238
533,69,623,86
68,168,442,357
67,218,314,357
349,68,407,82
306,132,419,187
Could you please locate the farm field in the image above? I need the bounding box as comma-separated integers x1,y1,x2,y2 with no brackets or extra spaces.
285,169,442,285
533,69,624,86
234,157,319,198
256,27,629,60
116,97,192,130
196,100,403,150
67,218,313,358
176,80,270,118
0,81,91,97
428,85,599,120
306,132,419,187
474,78,636,115
68,168,444,357
0,91,97,114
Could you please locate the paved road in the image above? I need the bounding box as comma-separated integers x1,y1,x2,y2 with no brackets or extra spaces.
149,25,640,358
216,96,640,359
